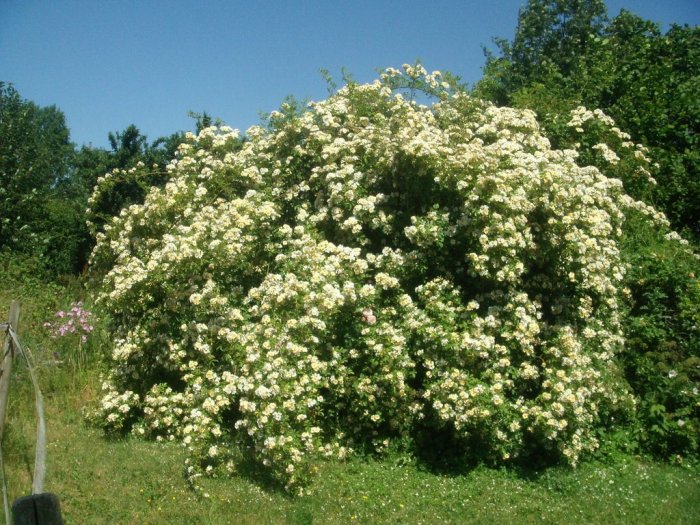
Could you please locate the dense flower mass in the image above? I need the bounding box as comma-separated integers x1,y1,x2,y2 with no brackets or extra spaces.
89,65,677,492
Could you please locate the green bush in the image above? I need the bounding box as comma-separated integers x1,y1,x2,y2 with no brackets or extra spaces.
620,216,700,458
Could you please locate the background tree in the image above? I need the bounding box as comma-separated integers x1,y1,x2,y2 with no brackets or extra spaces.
0,82,84,274
187,110,221,133
477,0,607,106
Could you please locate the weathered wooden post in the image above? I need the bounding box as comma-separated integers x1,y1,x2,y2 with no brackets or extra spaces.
0,300,20,440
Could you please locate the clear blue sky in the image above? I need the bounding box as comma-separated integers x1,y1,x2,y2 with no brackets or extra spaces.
1,0,697,149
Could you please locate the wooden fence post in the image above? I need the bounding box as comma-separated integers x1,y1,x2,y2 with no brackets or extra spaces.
0,300,20,440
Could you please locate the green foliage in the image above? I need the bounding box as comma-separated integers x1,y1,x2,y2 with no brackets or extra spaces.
0,81,187,276
0,82,85,275
477,0,608,106
8,397,700,524
620,216,700,458
0,257,107,387
187,110,224,133
0,83,186,276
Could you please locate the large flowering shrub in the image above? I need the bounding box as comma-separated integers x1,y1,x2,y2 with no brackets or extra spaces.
89,65,680,491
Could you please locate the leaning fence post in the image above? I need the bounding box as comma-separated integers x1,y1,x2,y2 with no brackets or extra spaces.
0,301,20,440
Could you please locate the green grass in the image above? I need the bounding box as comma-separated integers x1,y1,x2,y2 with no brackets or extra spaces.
1,286,699,524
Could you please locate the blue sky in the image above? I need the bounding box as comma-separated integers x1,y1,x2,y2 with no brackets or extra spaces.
1,0,698,149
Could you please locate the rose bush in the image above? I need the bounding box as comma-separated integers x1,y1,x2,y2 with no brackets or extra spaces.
88,65,690,492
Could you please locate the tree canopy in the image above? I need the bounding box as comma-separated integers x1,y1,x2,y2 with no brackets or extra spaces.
0,82,83,273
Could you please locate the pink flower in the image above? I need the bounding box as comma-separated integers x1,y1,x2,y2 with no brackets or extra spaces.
45,302,95,342
361,308,377,325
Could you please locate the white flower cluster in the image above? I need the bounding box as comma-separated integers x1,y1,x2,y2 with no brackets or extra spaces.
567,106,657,189
89,66,679,492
